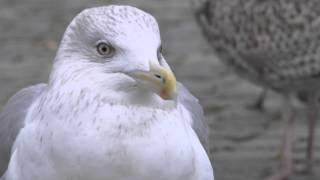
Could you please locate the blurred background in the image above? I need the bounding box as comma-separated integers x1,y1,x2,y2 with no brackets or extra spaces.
0,0,319,180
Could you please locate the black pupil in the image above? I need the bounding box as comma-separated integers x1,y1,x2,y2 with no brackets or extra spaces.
101,46,108,52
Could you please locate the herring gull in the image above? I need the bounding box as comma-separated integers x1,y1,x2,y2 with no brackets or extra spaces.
0,5,213,180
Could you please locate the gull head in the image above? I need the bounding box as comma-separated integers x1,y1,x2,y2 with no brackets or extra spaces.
51,5,176,101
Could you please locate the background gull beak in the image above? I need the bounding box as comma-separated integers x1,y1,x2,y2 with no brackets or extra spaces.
127,61,176,100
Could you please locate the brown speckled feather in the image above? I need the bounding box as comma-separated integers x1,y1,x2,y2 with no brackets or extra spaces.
194,0,320,94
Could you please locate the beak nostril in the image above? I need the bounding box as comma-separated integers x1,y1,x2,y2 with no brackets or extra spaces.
154,74,166,83
155,74,162,79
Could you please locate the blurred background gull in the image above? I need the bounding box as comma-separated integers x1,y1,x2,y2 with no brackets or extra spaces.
0,0,319,180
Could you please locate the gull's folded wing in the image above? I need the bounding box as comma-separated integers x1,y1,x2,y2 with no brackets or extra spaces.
177,82,210,151
0,84,46,176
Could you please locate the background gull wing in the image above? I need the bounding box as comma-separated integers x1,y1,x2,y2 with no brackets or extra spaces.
177,82,210,151
0,83,47,176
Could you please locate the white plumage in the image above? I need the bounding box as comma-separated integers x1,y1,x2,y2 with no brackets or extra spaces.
0,5,213,180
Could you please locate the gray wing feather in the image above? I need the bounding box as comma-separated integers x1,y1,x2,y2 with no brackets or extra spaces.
159,57,210,150
177,82,210,151
0,83,47,175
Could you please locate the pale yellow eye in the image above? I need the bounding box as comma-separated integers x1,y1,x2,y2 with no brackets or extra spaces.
96,42,115,57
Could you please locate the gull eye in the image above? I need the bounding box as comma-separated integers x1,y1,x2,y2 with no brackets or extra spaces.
157,45,163,63
96,42,115,57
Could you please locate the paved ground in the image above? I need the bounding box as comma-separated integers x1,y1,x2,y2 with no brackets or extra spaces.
0,0,319,179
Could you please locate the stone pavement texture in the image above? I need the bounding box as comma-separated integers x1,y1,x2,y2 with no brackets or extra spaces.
0,0,319,180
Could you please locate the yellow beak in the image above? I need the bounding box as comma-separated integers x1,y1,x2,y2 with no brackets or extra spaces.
127,62,176,100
